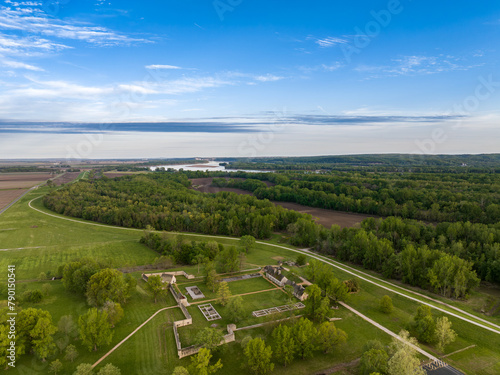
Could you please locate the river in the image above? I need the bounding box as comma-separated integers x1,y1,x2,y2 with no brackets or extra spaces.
150,161,271,173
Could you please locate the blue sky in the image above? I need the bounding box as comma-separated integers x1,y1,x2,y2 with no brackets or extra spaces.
0,0,499,158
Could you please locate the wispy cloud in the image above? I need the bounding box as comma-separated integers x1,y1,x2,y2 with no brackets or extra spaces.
254,74,284,82
0,113,468,135
145,64,182,70
0,32,71,56
0,59,43,71
0,7,150,46
314,36,349,48
355,54,483,78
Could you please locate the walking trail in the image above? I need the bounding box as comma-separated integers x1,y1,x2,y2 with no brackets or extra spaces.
339,301,438,361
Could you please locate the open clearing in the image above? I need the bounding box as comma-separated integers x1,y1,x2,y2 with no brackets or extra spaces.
190,177,376,228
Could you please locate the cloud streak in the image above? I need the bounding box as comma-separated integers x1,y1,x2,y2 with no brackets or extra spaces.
0,114,467,134
145,64,182,70
0,7,150,46
355,54,483,78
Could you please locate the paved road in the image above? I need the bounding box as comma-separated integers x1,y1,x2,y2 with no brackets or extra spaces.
26,195,500,336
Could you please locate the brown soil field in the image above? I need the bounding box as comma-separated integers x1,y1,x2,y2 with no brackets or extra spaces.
0,189,28,211
274,201,375,228
0,173,53,189
190,177,376,228
53,171,81,186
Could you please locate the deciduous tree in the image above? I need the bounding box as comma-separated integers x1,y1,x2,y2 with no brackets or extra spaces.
304,284,330,322
240,235,256,253
97,363,121,375
316,321,347,353
189,348,222,375
102,301,124,327
73,363,94,375
379,295,394,314
49,359,63,374
434,316,457,352
293,318,316,359
410,305,436,343
64,344,79,362
387,330,425,375
144,275,164,303
244,337,274,375
86,268,130,307
195,328,224,352
272,324,295,367
226,296,244,322
79,308,113,351
216,282,231,306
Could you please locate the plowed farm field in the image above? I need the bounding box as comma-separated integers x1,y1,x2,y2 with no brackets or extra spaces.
190,177,377,228
0,172,52,189
0,172,53,212
0,189,27,211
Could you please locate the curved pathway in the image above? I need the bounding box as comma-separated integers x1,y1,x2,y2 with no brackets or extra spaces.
26,195,500,335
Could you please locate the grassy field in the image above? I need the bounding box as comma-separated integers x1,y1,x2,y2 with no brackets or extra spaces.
1,185,500,374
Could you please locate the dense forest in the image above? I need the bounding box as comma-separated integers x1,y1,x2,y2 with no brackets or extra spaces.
209,170,500,224
43,160,500,299
286,216,499,297
220,154,500,172
43,173,306,239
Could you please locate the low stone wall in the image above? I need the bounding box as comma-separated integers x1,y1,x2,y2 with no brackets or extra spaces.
170,284,189,306
174,323,235,359
169,270,195,279
178,345,200,359
222,324,236,344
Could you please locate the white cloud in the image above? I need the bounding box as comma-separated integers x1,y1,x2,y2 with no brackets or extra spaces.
0,59,43,71
0,73,235,121
254,74,284,82
0,32,70,56
145,64,182,70
0,7,150,47
315,36,349,48
355,54,482,78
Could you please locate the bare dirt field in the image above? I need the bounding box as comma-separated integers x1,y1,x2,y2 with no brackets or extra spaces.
52,172,81,186
190,177,376,228
0,189,28,212
274,201,375,228
0,172,53,189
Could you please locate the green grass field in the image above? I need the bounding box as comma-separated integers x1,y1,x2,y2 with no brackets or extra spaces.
1,185,500,374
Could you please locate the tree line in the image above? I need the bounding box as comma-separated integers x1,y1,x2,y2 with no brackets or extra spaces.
43,174,307,239
211,169,500,224
218,153,500,172
288,216,489,298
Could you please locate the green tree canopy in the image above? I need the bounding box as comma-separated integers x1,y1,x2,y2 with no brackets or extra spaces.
244,337,274,375
434,316,457,352
79,308,113,351
379,295,394,314
189,348,223,375
195,328,224,352
86,268,131,307
272,324,295,367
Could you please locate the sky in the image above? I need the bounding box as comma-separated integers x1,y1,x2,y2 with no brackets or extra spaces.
0,0,499,159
